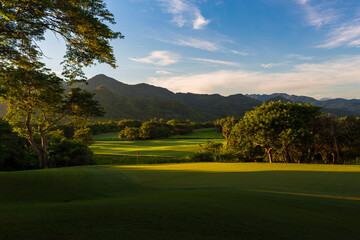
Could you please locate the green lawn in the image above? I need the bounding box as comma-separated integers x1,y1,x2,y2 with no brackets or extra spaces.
169,128,224,139
1,163,360,239
90,139,223,157
90,129,225,157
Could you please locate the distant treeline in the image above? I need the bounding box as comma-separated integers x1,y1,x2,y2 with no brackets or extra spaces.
204,101,360,164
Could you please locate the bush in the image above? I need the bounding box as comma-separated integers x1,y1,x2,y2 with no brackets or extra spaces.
48,137,94,168
192,152,214,162
0,119,37,171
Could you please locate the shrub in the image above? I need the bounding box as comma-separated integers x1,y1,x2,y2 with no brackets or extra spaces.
48,137,94,168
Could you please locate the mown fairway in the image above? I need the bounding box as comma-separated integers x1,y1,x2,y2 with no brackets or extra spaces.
90,128,224,157
1,163,360,240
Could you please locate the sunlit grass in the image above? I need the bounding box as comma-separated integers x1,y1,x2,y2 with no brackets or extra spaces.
90,139,225,157
117,162,360,173
1,163,360,239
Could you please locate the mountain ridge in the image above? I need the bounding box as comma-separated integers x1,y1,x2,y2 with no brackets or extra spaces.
1,74,359,120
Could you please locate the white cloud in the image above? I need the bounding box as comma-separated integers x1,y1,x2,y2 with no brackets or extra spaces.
174,37,220,51
296,0,338,28
286,54,314,61
231,50,249,56
261,63,284,69
159,0,210,30
156,70,172,74
149,55,360,98
129,51,179,66
191,58,241,67
317,20,360,48
296,0,360,49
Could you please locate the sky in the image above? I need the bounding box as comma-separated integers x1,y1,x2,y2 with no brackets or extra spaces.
39,0,360,99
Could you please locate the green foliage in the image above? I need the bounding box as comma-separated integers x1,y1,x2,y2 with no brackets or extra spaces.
48,137,94,168
193,141,224,162
229,101,322,163
118,119,142,130
119,127,140,140
0,0,123,81
0,119,37,171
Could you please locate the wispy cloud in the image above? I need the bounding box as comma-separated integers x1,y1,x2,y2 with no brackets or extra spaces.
317,19,360,48
296,0,360,48
156,70,172,74
159,0,210,30
191,58,241,67
286,54,314,61
158,36,220,51
149,55,360,98
296,0,338,28
129,51,179,66
231,50,249,56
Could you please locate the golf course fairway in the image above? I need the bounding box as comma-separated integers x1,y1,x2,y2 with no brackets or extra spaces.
1,162,360,240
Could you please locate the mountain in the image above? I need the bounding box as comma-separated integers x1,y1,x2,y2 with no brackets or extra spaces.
247,93,360,117
92,86,210,121
74,74,175,99
1,75,359,120
76,75,263,121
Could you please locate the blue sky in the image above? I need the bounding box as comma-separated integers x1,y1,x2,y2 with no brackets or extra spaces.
40,0,360,99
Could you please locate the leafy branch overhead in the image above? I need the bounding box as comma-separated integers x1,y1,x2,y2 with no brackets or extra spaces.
0,0,124,81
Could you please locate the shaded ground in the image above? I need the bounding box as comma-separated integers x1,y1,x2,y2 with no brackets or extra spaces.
1,163,360,240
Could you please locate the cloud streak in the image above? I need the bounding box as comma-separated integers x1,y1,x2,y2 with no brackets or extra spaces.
191,58,241,67
159,0,210,30
296,0,360,48
149,55,360,98
129,51,179,66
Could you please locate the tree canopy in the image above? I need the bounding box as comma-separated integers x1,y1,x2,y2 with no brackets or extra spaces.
229,101,322,163
0,0,122,168
0,0,123,81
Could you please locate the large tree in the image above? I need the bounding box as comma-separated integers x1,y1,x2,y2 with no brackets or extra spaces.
0,68,104,168
0,0,123,168
229,101,321,163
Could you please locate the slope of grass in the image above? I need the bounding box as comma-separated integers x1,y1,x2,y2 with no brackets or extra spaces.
90,128,225,158
90,139,222,157
169,128,224,139
1,163,360,240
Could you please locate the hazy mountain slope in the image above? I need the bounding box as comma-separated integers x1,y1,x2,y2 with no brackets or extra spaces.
247,93,360,117
76,74,175,99
92,86,211,121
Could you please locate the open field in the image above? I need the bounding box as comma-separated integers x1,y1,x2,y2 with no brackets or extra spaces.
1,163,360,240
90,128,225,157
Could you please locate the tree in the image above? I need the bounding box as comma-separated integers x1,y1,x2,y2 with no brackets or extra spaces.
0,68,104,168
0,0,123,81
229,101,321,163
0,0,122,168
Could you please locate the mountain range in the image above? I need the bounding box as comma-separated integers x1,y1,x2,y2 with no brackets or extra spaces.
1,74,359,121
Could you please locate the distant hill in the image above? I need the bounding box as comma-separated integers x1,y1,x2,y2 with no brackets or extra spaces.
247,93,360,117
75,74,263,121
1,75,359,120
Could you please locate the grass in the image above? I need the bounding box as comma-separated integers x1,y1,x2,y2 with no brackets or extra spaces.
1,163,360,239
90,139,223,157
90,128,225,158
169,128,224,139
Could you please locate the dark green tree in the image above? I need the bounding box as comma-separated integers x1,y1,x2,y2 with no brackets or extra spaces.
229,101,321,163
0,0,122,168
0,69,104,168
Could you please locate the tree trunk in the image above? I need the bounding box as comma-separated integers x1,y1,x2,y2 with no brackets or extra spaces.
40,129,48,169
265,148,272,163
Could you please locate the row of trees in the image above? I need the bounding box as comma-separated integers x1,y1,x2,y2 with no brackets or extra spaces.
118,118,194,140
214,101,360,164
